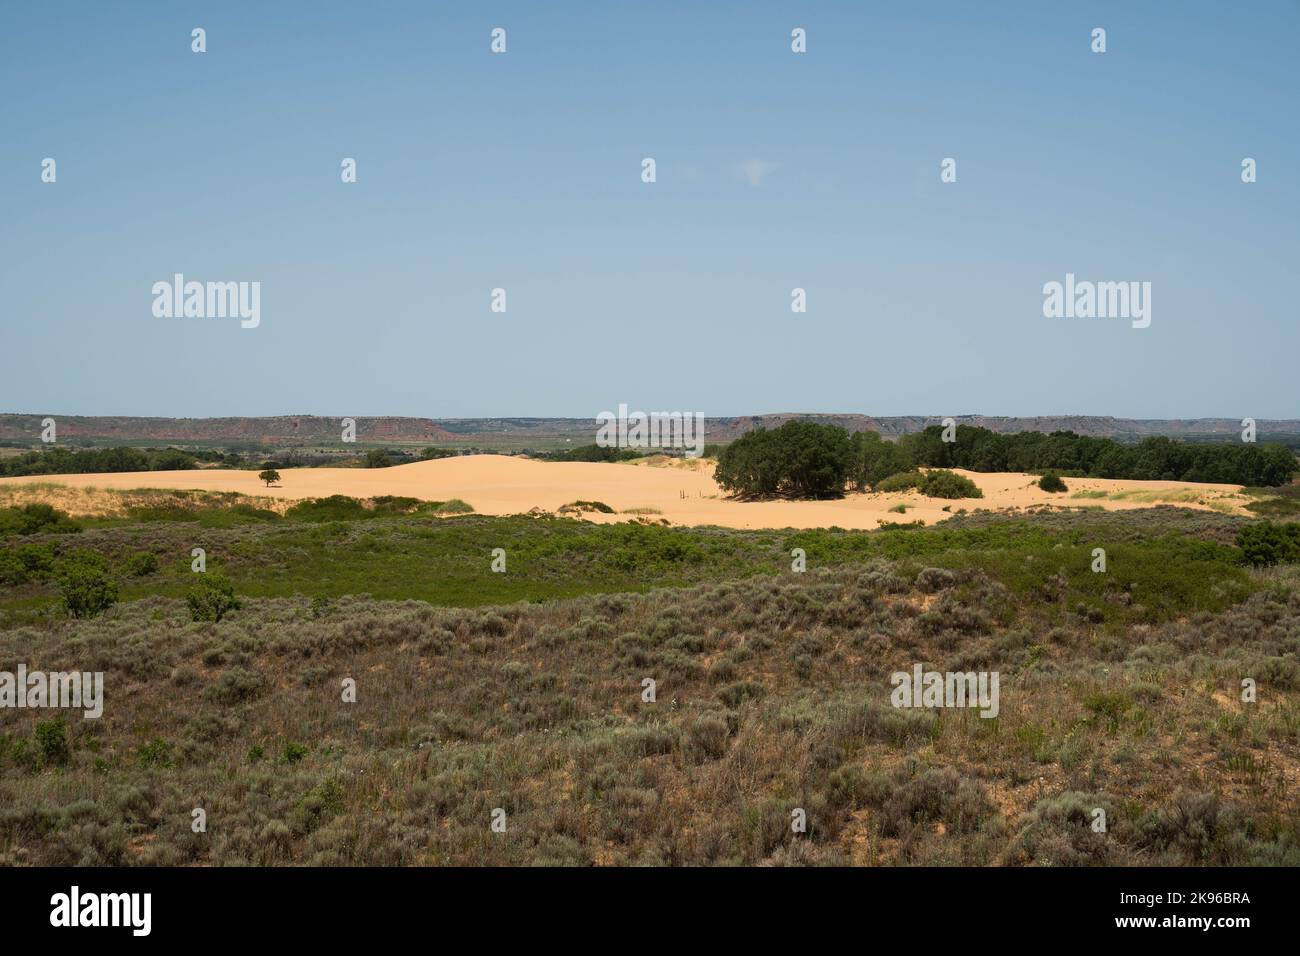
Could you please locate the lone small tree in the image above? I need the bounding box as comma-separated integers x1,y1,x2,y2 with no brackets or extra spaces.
258,468,281,487
187,573,242,623
55,551,118,619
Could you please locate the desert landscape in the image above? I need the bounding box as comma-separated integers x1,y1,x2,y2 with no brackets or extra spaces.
3,4,1298,932
2,417,1298,873
0,454,1255,529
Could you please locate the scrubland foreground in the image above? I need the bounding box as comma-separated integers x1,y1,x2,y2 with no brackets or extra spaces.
1,500,1298,867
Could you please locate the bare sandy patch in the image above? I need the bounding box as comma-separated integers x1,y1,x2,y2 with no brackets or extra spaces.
0,457,1249,530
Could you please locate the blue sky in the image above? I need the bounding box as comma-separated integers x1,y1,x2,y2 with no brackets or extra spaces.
2,1,1296,420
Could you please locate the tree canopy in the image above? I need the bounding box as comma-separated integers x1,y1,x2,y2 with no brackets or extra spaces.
898,426,1296,487
715,421,853,498
717,422,1297,500
0,446,200,478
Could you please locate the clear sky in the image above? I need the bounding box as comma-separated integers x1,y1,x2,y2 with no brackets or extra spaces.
1,1,1296,420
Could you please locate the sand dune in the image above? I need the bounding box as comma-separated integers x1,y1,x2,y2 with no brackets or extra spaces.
0,456,1250,530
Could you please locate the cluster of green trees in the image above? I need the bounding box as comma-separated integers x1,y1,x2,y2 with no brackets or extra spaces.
897,426,1297,487
715,421,1298,500
850,432,919,489
0,446,200,477
715,421,854,498
853,426,1295,490
715,423,991,500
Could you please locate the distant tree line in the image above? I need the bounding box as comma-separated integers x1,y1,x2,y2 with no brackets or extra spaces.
0,446,199,478
897,426,1297,487
1162,432,1300,454
715,421,1298,500
538,444,646,463
361,446,476,467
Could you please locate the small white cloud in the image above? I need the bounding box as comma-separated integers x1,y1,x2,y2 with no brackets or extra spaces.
733,159,780,187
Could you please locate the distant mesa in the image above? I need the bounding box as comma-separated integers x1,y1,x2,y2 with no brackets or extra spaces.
0,413,1297,449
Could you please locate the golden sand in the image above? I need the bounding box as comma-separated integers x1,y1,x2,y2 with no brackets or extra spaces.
0,456,1251,529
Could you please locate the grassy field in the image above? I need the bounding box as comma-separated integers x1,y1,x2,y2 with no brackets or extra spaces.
1,499,1297,866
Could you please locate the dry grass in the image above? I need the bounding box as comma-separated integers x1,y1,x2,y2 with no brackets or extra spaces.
0,483,289,518
1073,487,1246,513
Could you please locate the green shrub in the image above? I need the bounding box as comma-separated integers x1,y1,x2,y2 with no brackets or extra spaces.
434,499,474,514
124,552,159,576
0,542,56,585
921,470,983,500
55,551,119,618
34,719,70,766
0,503,81,537
1038,472,1068,493
288,778,343,835
876,471,924,492
0,550,25,586
1236,521,1300,567
137,737,172,768
186,573,242,622
285,495,371,522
